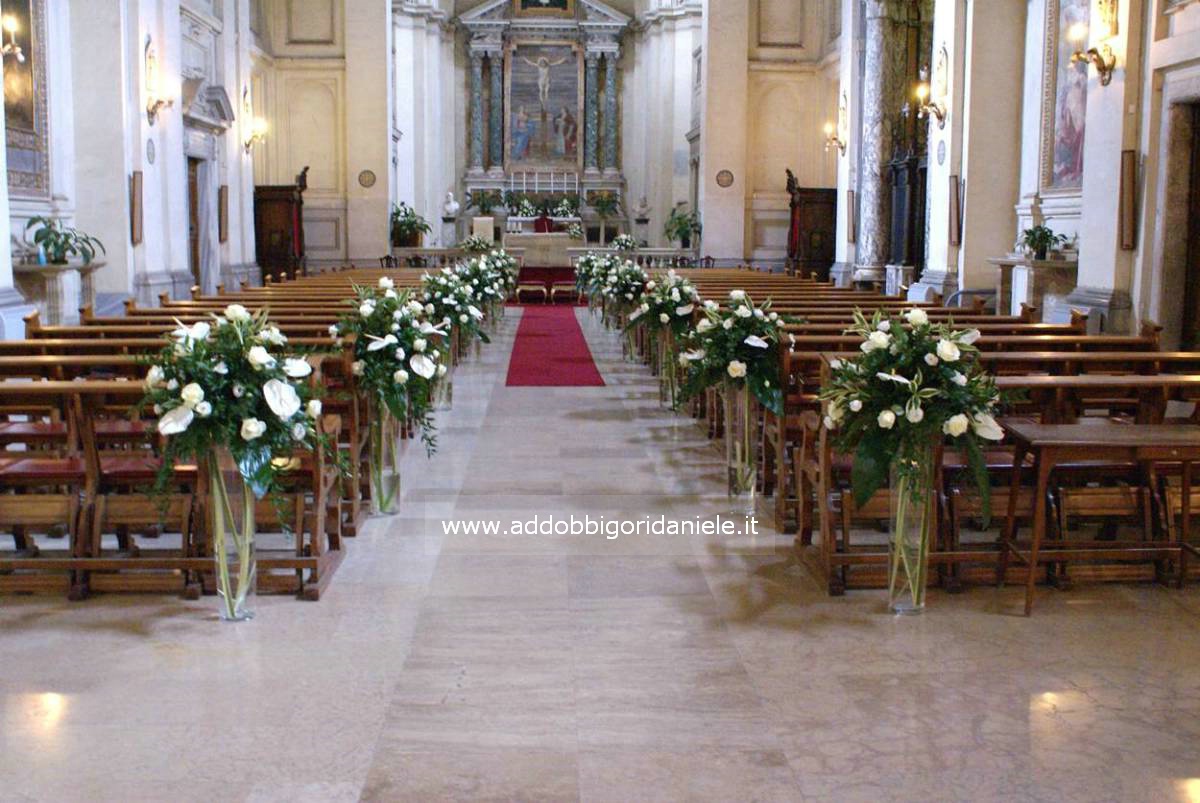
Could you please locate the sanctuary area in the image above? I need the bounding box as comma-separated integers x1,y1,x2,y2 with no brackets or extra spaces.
3,1,1200,801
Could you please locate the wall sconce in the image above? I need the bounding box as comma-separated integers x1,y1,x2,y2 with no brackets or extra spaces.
823,122,845,155
1068,22,1115,86
1,16,24,63
914,70,946,129
144,38,174,125
244,117,268,153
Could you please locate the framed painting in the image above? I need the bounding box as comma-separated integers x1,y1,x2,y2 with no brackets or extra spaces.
512,0,574,18
5,0,49,198
504,40,583,172
1039,0,1089,193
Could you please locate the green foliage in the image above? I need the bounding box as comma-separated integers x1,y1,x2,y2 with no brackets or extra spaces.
466,190,501,214
26,216,106,265
590,191,621,219
390,202,432,244
677,292,795,416
663,206,702,244
1021,225,1067,256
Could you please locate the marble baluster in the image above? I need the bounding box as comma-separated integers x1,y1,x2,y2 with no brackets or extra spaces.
489,52,504,173
603,53,619,173
584,53,600,173
469,50,485,173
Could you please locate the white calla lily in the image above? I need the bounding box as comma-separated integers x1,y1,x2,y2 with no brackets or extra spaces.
157,405,194,435
263,378,302,421
409,353,437,379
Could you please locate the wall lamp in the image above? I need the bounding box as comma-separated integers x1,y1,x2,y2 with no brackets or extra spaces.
244,117,268,153
144,39,174,125
914,78,946,129
1,16,24,63
823,122,845,155
1068,22,1115,86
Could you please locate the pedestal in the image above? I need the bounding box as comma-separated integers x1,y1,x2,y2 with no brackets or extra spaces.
1044,286,1131,334
441,216,458,248
884,264,915,296
907,269,958,304
14,263,84,325
987,256,1078,318
829,262,855,288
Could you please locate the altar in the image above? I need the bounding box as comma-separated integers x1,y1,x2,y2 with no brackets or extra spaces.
504,232,577,268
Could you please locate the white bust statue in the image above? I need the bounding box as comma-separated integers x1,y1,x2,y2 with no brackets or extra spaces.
443,191,460,217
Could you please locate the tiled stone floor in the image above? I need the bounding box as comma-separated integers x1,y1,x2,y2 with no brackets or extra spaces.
3,308,1200,801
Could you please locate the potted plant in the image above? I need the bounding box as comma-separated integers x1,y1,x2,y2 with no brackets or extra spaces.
25,216,105,265
664,206,702,249
1021,225,1067,261
466,190,501,216
591,192,621,244
390,202,431,248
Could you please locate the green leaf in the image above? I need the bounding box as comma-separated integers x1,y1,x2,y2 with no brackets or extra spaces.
237,445,274,499
964,436,992,527
477,330,491,344
851,429,889,508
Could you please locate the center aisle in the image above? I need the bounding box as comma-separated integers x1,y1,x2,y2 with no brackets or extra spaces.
505,304,605,387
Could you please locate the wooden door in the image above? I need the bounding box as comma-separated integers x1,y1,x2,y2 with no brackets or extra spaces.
187,158,201,288
1182,106,1200,348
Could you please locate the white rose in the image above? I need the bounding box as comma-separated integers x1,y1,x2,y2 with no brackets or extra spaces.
936,339,961,362
263,378,302,421
704,300,719,311
906,308,929,326
410,353,437,379
729,289,746,301
460,314,469,323
144,365,166,389
670,289,681,302
824,416,836,430
437,363,448,377
722,318,734,330
166,379,178,391
291,422,308,441
180,383,205,409
240,417,267,441
971,413,1004,441
877,409,897,429
194,401,212,417
247,345,276,371
735,306,753,318
951,371,968,386
351,361,364,376
395,348,406,361
224,303,251,322
306,399,322,419
924,353,939,366
232,383,245,398
393,369,409,384
726,360,747,379
849,399,863,412
659,313,670,324
943,413,970,437
906,405,924,424
157,405,194,436
378,276,394,290
861,330,890,352
283,357,313,378
959,328,982,345
414,338,427,353
877,320,891,332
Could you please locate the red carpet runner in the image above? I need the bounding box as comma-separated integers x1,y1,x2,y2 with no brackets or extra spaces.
505,305,605,387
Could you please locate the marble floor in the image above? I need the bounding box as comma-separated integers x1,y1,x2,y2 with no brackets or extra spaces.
4,309,1200,802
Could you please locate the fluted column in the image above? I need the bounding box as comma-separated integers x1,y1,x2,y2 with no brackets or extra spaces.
488,52,504,173
584,52,600,173
469,50,485,173
602,52,619,173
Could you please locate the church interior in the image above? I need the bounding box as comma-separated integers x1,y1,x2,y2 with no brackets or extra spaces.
3,0,1200,800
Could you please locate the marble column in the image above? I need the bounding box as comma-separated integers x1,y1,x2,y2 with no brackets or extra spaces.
469,51,485,173
602,52,619,174
584,52,600,174
853,0,909,284
488,52,504,174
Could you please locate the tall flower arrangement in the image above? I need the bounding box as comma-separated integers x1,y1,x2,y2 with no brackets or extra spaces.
627,270,699,406
819,308,1003,612
335,277,446,513
421,268,486,349
142,305,325,620
598,259,648,342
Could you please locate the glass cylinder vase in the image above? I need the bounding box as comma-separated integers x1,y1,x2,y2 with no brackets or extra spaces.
658,330,678,409
207,449,256,622
888,449,937,615
432,355,454,411
723,383,758,516
368,405,401,515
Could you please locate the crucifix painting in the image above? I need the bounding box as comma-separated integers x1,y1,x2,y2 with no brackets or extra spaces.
505,42,582,171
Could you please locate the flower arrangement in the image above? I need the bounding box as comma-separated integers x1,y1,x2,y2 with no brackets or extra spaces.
598,259,647,309
478,249,520,299
627,270,699,406
458,235,492,254
566,222,584,240
516,198,539,218
678,291,789,415
390,202,431,247
335,277,447,453
142,305,325,620
818,308,1003,612
611,233,638,252
421,267,486,346
455,254,512,318
553,195,581,217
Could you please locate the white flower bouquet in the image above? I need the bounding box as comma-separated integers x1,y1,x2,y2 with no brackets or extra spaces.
458,235,492,254
421,267,487,349
610,233,638,252
566,222,584,240
819,308,1004,612
627,270,700,406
